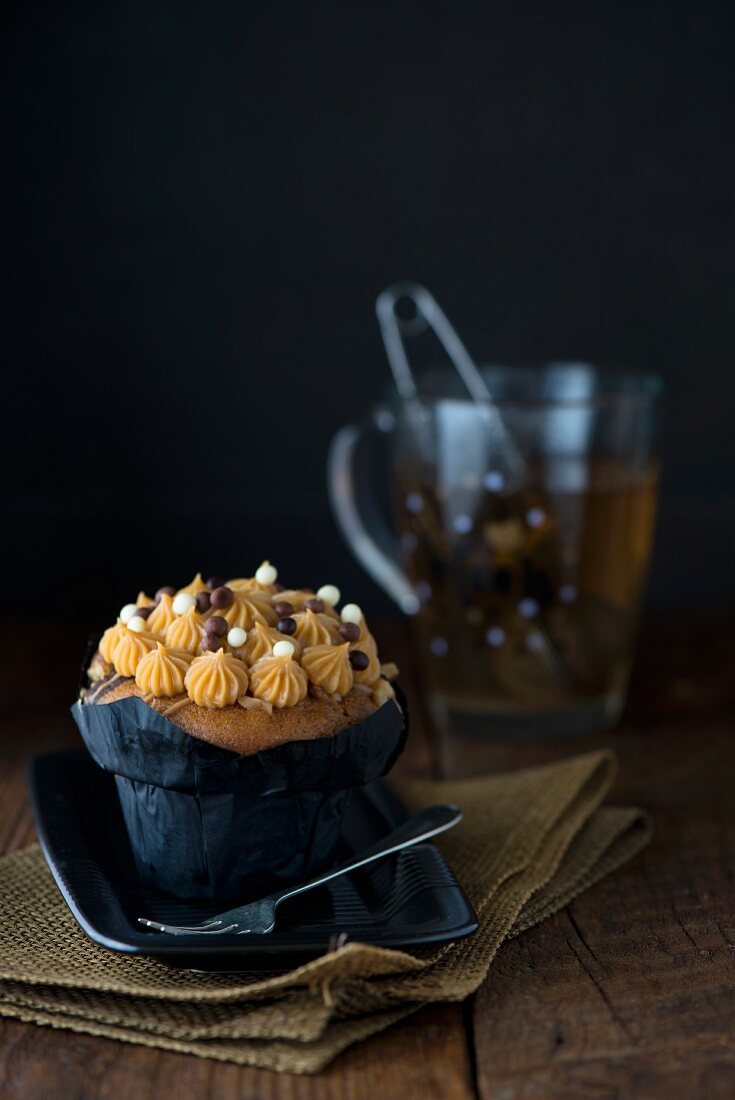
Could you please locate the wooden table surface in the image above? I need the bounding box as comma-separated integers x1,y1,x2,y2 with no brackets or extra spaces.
1,613,734,1099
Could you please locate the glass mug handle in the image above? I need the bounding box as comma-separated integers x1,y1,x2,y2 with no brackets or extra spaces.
328,413,420,616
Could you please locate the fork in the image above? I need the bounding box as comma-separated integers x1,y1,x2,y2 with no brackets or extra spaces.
138,802,461,936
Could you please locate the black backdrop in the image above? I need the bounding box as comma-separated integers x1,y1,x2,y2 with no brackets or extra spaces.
4,1,734,618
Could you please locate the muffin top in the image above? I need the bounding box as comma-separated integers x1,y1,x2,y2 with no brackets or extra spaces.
83,562,399,751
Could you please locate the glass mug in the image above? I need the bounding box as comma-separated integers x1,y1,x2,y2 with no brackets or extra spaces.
329,362,661,738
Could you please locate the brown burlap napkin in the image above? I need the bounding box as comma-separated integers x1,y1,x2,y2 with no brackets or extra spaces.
0,749,650,1074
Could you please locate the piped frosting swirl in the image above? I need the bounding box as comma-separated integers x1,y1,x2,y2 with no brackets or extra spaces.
146,593,177,636
350,625,381,684
249,652,308,708
165,606,206,654
301,643,353,695
184,649,249,708
225,577,258,592
292,609,341,648
219,590,277,631
135,643,192,697
177,572,208,596
111,626,158,676
99,620,126,663
239,621,302,666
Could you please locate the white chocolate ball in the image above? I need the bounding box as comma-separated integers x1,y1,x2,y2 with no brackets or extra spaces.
172,592,197,615
227,627,247,648
272,639,295,658
340,603,363,624
255,560,278,585
317,584,341,607
127,616,147,633
119,603,138,624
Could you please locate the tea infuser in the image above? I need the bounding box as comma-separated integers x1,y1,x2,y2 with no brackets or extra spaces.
373,283,576,692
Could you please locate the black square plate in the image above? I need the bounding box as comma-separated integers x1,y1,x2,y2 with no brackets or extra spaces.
28,749,477,967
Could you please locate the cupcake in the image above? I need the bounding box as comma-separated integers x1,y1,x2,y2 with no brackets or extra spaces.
74,562,405,898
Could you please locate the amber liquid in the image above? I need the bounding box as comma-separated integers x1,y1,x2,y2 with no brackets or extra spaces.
394,458,658,734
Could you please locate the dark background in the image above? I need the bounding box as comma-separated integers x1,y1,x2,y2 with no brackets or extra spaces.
4,0,734,621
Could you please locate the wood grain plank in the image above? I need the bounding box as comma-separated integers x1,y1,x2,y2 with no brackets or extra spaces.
0,1004,475,1100
459,614,735,1100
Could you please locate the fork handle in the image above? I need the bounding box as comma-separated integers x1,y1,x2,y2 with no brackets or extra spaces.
275,803,461,906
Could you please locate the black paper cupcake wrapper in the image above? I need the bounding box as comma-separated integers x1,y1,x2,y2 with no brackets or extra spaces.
71,689,407,899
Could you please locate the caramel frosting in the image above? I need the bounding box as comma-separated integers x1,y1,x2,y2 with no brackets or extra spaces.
226,577,278,596
239,621,302,666
350,626,381,684
301,643,354,696
249,652,308,708
146,593,177,636
89,565,398,714
164,606,206,654
218,590,277,631
292,609,341,648
271,589,317,612
244,588,279,622
99,620,126,663
184,649,249,708
273,589,339,620
111,626,159,677
135,643,192,697
177,572,209,596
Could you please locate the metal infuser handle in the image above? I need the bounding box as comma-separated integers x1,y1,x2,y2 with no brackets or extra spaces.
375,282,526,479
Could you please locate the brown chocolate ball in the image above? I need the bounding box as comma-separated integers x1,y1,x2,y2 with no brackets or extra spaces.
210,586,234,610
276,616,297,636
305,597,324,613
155,585,176,602
204,615,228,637
134,606,152,620
196,591,212,613
200,634,222,653
339,622,360,643
349,650,369,671
206,575,226,590
274,601,294,617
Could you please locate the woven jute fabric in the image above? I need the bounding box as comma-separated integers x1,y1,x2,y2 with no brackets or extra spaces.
0,749,650,1074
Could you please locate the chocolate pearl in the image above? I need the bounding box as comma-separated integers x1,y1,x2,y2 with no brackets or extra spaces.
305,597,324,613
155,585,176,602
201,634,222,652
210,586,234,609
206,575,226,590
349,650,369,671
204,615,228,637
274,601,294,617
134,606,152,620
339,621,360,643
196,590,212,613
276,616,297,636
